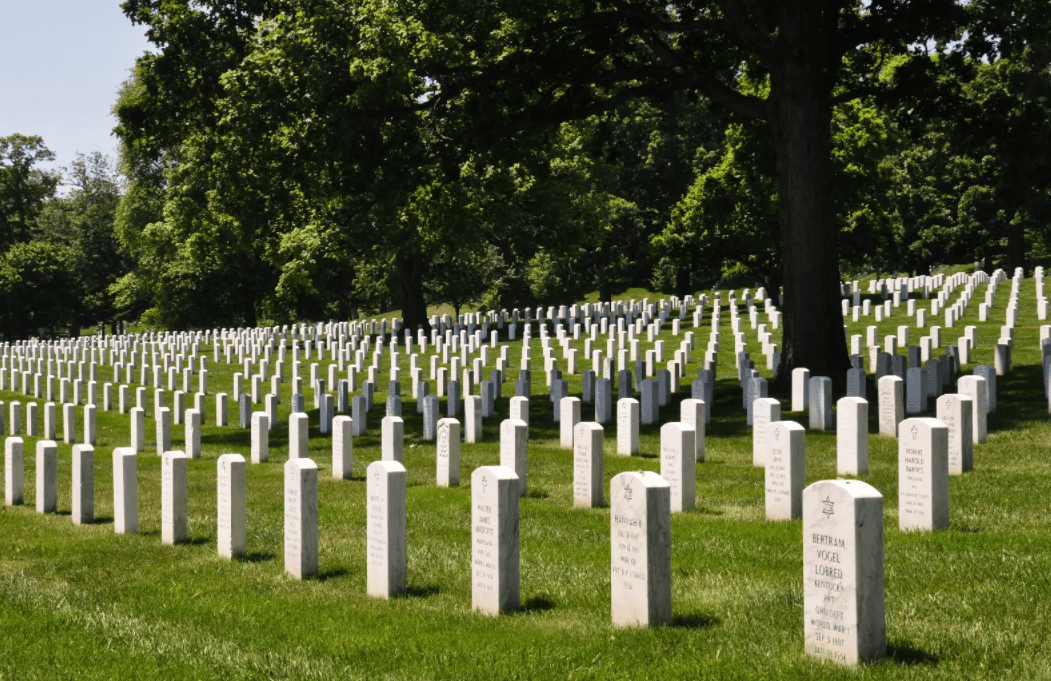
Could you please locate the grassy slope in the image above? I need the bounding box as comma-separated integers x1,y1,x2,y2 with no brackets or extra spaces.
1,275,1050,679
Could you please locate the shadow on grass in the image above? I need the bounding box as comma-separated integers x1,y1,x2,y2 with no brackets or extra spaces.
524,489,550,500
671,612,720,630
180,537,211,546
316,568,350,581
885,643,939,666
514,595,556,614
92,516,113,524
404,584,440,599
241,551,276,563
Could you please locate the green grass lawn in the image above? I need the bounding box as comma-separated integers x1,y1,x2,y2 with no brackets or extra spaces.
2,274,1051,680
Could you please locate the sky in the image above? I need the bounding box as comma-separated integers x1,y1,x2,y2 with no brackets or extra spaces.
0,1,153,180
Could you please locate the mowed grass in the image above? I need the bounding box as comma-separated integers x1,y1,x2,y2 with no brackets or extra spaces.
2,277,1051,680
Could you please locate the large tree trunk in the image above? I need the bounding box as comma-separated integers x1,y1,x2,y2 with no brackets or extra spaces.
767,3,850,393
399,253,432,333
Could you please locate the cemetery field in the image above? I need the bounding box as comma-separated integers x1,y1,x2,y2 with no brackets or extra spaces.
3,278,1051,680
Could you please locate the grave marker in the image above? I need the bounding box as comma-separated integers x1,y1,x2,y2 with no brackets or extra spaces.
471,465,520,615
610,471,671,628
284,458,319,579
217,453,247,559
367,460,408,599
898,418,949,531
803,479,886,666
573,422,604,508
765,421,805,520
437,418,460,487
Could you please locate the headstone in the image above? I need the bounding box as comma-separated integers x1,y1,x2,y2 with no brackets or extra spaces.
680,398,706,462
284,458,319,579
660,422,696,512
808,377,833,430
239,393,251,428
640,379,659,426
499,419,529,496
846,368,866,400
216,392,228,426
35,440,57,514
251,412,269,463
610,470,672,628
185,409,201,459
156,406,172,455
217,453,247,559
573,422,604,508
765,421,805,520
465,395,482,443
333,415,353,480
422,395,438,440
112,447,137,534
957,375,987,444
936,394,973,474
161,450,189,544
803,479,886,666
836,397,868,475
560,397,581,448
973,365,996,412
131,407,145,452
792,368,811,411
898,418,949,531
71,443,94,525
4,437,23,506
437,418,460,487
595,378,613,424
381,416,404,463
752,398,781,467
877,376,904,437
366,460,408,599
906,367,926,414
471,465,520,615
289,412,309,459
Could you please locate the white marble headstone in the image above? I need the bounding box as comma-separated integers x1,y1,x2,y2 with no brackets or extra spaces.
610,470,671,628
898,418,949,531
471,465,520,615
367,460,407,598
217,453,247,558
765,421,805,520
284,457,319,579
803,479,885,665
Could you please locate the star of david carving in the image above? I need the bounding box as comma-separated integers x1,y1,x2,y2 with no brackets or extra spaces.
822,496,835,518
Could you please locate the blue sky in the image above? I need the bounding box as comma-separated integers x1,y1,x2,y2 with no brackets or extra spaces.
1,1,152,177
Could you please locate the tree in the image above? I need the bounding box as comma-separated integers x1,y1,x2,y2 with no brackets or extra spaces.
0,134,59,246
35,153,129,334
0,241,79,339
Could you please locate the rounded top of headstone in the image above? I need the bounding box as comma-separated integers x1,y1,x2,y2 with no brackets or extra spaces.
218,452,246,465
285,457,318,472
471,465,519,486
803,477,883,500
611,469,669,490
367,459,406,475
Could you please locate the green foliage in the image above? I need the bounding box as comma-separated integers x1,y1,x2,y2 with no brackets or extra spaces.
34,153,129,330
0,134,59,247
0,240,79,339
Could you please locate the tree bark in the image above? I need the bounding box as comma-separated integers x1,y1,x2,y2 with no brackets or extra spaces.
399,253,432,333
767,3,850,393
